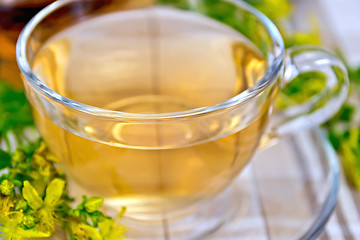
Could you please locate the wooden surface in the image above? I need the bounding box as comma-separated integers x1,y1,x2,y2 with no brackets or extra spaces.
208,130,339,240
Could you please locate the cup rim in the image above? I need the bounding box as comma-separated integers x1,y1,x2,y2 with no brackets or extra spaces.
16,0,284,120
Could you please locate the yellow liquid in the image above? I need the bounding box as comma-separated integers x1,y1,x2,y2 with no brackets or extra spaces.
31,7,268,213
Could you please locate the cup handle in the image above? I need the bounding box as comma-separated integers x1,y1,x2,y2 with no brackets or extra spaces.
267,45,349,139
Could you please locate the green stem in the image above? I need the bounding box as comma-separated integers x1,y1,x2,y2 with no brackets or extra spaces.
4,134,12,152
14,131,22,147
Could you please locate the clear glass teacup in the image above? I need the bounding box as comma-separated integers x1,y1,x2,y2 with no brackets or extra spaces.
17,0,348,238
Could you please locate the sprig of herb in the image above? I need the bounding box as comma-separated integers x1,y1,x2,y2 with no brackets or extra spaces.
0,81,126,239
323,65,360,189
0,140,127,240
0,82,34,150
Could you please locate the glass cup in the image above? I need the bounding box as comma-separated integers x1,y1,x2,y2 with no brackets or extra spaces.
17,0,348,238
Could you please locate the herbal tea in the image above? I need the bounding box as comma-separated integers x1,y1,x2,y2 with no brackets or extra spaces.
31,7,268,213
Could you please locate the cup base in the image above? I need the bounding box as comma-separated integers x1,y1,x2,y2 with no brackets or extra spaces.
114,186,244,240
68,178,248,239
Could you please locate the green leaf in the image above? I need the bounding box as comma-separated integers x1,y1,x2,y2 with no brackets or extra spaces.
328,131,341,151
22,181,43,210
284,31,321,48
85,197,104,213
44,178,65,207
348,66,360,84
15,199,28,212
0,82,34,144
339,104,355,122
338,128,360,189
89,211,106,227
246,0,292,20
0,149,11,170
341,143,360,189
11,150,26,163
277,71,327,109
